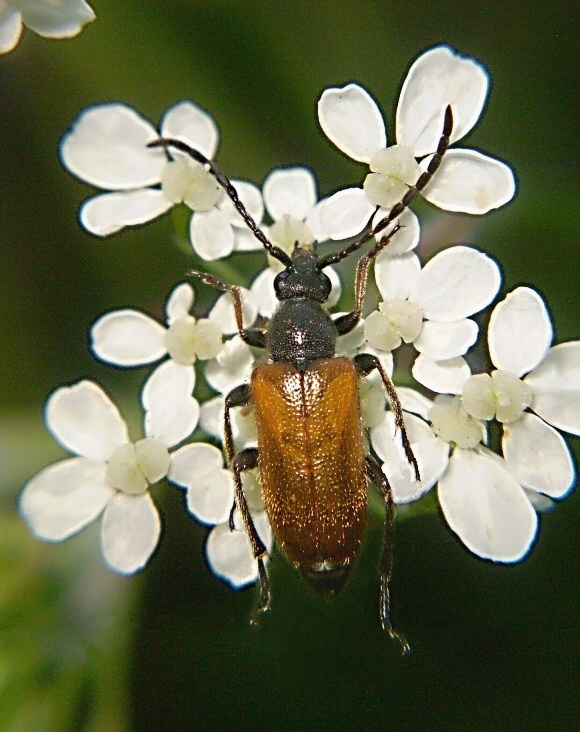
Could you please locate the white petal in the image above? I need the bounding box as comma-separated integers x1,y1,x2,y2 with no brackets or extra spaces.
412,246,501,321
61,104,165,189
397,45,489,156
101,492,161,574
397,387,434,420
250,267,278,319
80,189,173,236
168,443,234,525
319,188,374,240
263,167,317,221
371,209,420,255
165,282,195,325
47,381,128,461
525,342,580,435
503,413,574,498
438,448,538,562
141,360,195,411
371,412,448,503
318,84,386,162
305,200,329,242
189,208,234,261
160,100,219,160
489,287,552,376
199,396,225,442
220,179,264,233
421,149,516,214
145,389,199,448
204,336,254,394
0,7,22,54
210,288,257,335
20,458,114,541
412,355,471,394
91,309,167,366
415,318,478,360
326,266,342,310
18,0,95,38
374,251,421,301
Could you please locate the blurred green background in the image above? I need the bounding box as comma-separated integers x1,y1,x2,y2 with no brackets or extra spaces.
0,2,577,730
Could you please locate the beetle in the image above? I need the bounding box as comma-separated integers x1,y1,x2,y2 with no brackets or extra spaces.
148,106,452,652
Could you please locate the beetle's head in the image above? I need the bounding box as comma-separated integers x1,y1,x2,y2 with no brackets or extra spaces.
273,243,332,303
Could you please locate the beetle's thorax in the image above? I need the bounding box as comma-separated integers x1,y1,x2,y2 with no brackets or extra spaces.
267,299,337,369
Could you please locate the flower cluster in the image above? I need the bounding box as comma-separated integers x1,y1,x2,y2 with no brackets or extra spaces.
20,45,577,595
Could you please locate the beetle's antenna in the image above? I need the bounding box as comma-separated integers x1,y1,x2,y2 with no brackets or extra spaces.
147,138,292,267
318,105,453,270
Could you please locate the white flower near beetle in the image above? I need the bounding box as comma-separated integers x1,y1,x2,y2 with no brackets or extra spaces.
0,0,95,54
317,45,516,239
371,389,539,563
19,375,233,574
364,245,501,363
91,281,258,391
60,100,263,260
461,287,578,501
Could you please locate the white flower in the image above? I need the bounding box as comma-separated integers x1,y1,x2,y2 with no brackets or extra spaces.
461,287,578,501
60,101,262,260
249,167,341,317
365,245,500,364
19,374,203,574
91,280,258,391
0,0,95,54
371,389,539,563
317,45,516,239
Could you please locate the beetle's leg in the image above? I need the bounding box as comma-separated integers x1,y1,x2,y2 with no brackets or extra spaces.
231,447,271,622
334,224,401,336
365,455,410,655
223,384,270,621
355,353,420,482
187,270,266,349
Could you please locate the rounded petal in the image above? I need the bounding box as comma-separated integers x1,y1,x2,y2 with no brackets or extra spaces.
374,251,421,301
20,458,114,541
0,7,22,54
47,381,129,461
263,167,317,221
141,360,195,411
189,208,235,261
210,288,257,335
319,188,374,240
61,104,165,189
18,0,95,38
100,492,161,574
318,83,386,162
91,309,167,366
489,287,553,376
438,448,538,562
412,246,501,321
305,200,330,242
415,318,478,360
80,189,173,236
525,342,580,435
145,389,199,448
503,413,574,499
204,336,254,394
412,355,471,395
397,45,489,156
371,412,448,503
397,387,434,420
371,209,420,255
421,149,516,214
160,101,219,160
250,267,277,319
165,282,195,325
168,443,234,525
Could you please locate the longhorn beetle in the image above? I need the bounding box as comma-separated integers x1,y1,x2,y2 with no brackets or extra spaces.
149,106,452,652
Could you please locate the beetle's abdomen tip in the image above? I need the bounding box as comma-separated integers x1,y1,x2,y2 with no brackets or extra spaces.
299,562,351,595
